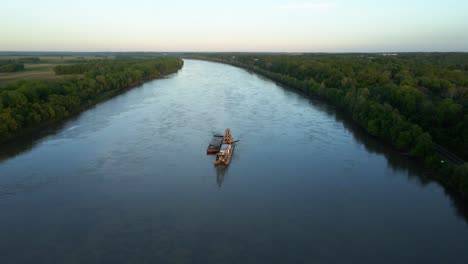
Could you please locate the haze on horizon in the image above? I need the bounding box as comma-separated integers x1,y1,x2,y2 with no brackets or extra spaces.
1,0,467,52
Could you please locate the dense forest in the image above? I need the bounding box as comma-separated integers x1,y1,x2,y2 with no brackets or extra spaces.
190,53,468,199
0,57,183,143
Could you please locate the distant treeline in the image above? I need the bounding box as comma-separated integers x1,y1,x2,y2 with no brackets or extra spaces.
16,57,41,63
0,57,183,143
0,57,40,73
0,63,24,73
53,63,90,75
191,53,468,199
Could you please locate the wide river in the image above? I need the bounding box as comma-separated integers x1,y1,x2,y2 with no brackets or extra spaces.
0,60,467,263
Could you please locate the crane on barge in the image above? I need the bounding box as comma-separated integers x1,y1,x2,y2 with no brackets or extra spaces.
214,128,236,166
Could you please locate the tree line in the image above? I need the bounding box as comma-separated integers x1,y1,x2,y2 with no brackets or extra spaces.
190,53,468,199
53,63,91,75
0,57,40,73
0,63,24,73
0,57,183,143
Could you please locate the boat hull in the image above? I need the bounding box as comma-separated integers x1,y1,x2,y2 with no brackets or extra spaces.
206,136,224,155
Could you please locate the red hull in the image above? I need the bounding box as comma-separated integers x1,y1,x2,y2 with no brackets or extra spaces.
207,149,218,154
207,135,224,155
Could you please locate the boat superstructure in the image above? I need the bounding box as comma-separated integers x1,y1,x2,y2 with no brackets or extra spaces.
214,128,235,166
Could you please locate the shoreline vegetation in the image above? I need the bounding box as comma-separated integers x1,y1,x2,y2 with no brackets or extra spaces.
186,54,468,200
0,57,183,146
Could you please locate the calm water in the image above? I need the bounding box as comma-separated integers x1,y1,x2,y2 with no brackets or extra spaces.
0,60,467,264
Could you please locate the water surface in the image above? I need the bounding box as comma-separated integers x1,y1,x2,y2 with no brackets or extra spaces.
0,59,467,263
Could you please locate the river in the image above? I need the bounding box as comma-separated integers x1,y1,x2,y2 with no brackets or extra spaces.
0,59,467,263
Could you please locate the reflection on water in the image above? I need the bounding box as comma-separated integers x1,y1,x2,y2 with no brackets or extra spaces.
215,166,228,188
214,142,239,188
0,60,467,264
0,122,69,163
312,99,468,223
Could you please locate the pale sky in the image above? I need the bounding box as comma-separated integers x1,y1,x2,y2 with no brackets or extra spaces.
1,0,467,52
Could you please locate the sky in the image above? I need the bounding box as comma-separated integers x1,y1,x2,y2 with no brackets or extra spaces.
1,0,467,52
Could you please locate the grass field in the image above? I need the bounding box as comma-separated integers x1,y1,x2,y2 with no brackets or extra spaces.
0,55,112,87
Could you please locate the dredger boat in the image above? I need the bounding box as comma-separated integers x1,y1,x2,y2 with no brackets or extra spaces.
212,128,236,166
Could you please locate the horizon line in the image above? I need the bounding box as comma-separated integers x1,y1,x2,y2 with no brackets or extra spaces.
1,50,468,54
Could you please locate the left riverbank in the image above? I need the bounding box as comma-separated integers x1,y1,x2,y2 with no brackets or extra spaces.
0,57,184,145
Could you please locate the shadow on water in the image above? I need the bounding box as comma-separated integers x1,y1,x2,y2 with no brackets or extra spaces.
307,97,468,224
215,166,229,188
0,116,81,163
213,144,238,188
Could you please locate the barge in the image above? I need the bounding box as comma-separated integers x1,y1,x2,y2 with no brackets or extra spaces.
214,128,235,166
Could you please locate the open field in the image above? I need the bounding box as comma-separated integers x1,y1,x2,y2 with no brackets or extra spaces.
0,55,111,87
0,55,112,62
0,63,59,84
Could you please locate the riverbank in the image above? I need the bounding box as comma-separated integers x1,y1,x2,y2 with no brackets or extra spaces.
186,55,468,201
0,58,183,146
